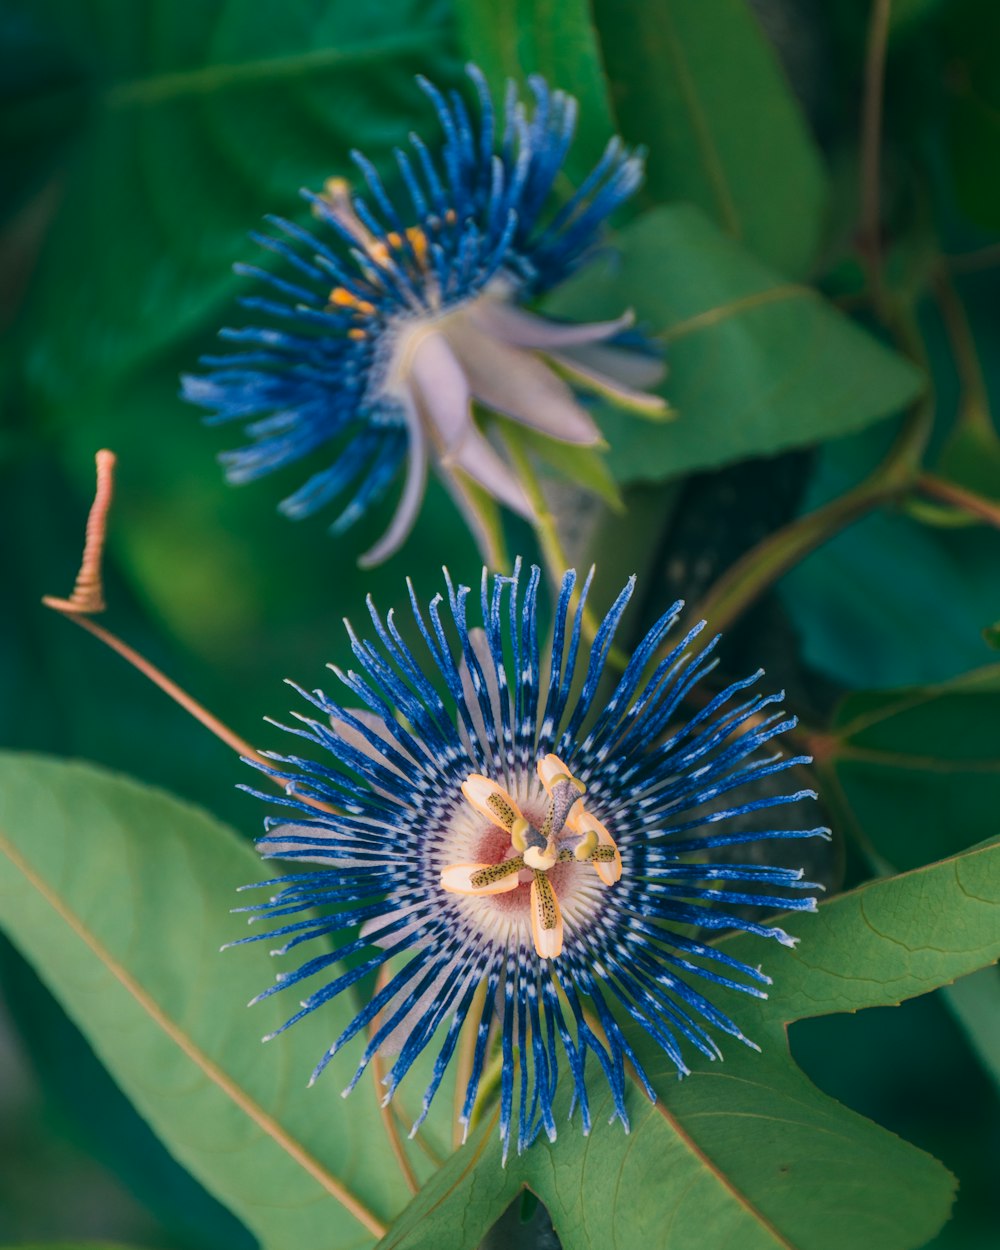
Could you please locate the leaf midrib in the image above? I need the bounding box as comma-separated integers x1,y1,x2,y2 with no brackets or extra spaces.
0,825,388,1240
646,1093,796,1249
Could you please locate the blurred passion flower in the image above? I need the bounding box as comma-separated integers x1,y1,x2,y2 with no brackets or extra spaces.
182,67,666,566
233,563,828,1159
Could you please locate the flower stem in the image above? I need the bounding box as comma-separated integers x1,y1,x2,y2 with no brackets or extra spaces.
675,289,933,637
688,375,932,635
916,472,1000,529
43,449,337,814
502,432,627,669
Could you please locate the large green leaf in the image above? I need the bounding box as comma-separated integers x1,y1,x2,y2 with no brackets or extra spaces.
455,0,827,277
379,839,1000,1250
544,205,924,486
453,0,616,179
591,0,828,277
9,0,456,407
821,665,1000,872
0,753,424,1250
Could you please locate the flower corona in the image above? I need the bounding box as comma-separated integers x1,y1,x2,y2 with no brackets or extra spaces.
232,563,827,1159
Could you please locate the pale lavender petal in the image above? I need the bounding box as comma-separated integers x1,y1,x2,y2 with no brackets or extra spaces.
366,957,469,1057
408,329,472,452
446,423,535,518
408,329,536,519
329,708,417,779
359,392,428,568
550,340,667,391
258,822,369,867
468,300,635,349
458,627,504,762
445,319,600,445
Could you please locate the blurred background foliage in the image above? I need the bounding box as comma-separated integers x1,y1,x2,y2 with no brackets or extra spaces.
1,0,999,1246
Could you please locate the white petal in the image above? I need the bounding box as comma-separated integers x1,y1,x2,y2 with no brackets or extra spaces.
408,330,473,452
548,342,668,411
458,627,505,761
406,331,536,517
360,905,428,950
444,318,600,445
445,424,535,518
468,299,635,349
359,391,428,568
370,958,465,1057
260,821,371,868
329,708,414,779
335,708,420,765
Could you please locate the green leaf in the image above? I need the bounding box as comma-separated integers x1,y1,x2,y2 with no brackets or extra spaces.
380,839,1000,1250
499,420,623,511
0,753,420,1249
821,666,1000,872
937,421,1000,502
592,0,828,277
545,205,924,486
10,0,456,406
0,1245,165,1250
452,0,616,180
780,420,1000,690
0,940,254,1250
942,966,1000,1094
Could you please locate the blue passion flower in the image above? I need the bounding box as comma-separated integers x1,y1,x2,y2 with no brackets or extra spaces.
182,67,665,566
232,563,828,1159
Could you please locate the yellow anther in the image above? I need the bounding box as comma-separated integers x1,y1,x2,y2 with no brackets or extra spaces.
530,872,563,959
461,775,524,828
386,231,403,248
470,857,524,888
440,862,520,897
405,226,429,266
568,808,622,886
328,287,376,316
537,753,585,798
445,208,457,225
322,176,351,203
348,328,367,341
573,829,599,861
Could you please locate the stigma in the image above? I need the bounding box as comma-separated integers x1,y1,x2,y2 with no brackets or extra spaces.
439,754,622,959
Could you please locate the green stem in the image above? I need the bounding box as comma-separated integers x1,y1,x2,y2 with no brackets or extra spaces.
687,304,933,635
933,265,996,441
503,433,627,669
917,472,1000,529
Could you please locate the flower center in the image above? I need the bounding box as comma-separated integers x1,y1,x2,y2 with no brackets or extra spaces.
439,753,622,959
